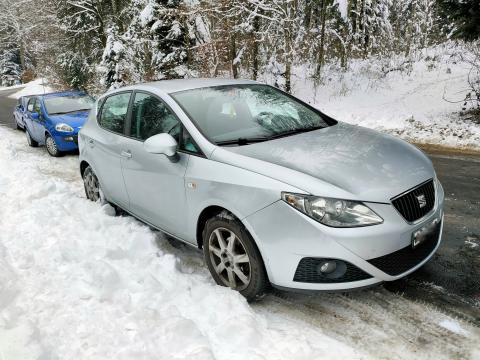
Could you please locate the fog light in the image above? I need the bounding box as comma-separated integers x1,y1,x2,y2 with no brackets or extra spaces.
318,261,337,274
64,136,74,141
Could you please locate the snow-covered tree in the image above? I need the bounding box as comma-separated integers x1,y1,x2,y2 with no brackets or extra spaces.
124,0,192,81
0,49,21,86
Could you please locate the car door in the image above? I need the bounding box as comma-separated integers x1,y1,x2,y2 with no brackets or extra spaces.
14,98,22,125
19,97,30,127
91,91,132,209
25,97,38,139
31,98,46,141
120,91,193,239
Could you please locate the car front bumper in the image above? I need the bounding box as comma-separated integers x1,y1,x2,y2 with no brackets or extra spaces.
244,180,445,291
52,132,79,151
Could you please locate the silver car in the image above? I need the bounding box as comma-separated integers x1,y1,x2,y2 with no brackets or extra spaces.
78,79,444,301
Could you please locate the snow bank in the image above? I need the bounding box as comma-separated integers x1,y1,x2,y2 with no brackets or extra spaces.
279,43,480,150
7,78,53,99
0,127,360,359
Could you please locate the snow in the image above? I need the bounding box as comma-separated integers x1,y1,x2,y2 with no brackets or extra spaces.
269,43,480,151
0,127,361,359
139,2,154,27
1,125,480,359
7,78,53,99
0,82,27,91
439,319,469,336
334,0,348,19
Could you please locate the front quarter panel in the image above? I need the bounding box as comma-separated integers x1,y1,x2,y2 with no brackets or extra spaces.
185,155,306,245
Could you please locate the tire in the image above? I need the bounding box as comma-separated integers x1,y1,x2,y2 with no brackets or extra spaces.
25,129,38,147
45,134,63,157
83,165,105,203
203,214,268,302
15,117,22,130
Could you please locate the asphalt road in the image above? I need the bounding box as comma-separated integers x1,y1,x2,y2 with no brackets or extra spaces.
1,87,479,325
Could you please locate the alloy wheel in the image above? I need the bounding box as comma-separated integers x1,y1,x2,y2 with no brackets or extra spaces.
46,136,58,156
208,227,251,290
84,170,100,201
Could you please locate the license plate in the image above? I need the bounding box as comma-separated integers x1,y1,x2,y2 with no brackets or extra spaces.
412,218,440,249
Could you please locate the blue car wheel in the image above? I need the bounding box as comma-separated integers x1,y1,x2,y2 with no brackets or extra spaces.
45,134,63,157
15,116,22,130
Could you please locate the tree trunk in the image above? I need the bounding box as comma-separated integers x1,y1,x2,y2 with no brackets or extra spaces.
252,14,260,80
284,2,293,93
230,33,238,78
316,0,327,77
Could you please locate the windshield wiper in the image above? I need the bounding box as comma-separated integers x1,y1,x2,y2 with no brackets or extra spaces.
50,109,91,115
270,126,325,139
216,137,270,146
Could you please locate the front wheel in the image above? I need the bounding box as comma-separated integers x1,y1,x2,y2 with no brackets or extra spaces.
45,134,62,157
203,215,268,301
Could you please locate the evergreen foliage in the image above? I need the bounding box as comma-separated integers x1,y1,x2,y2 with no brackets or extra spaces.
0,0,478,92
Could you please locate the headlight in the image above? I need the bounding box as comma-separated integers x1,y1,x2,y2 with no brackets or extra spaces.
281,192,383,227
55,123,74,132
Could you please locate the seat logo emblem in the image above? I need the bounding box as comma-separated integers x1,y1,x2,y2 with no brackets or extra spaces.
416,194,426,208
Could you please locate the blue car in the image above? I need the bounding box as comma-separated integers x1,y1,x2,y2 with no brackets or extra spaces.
13,96,32,130
24,91,94,156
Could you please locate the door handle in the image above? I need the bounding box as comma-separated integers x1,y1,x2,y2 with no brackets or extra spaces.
121,150,132,159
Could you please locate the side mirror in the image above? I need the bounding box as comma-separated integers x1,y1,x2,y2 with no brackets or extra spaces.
30,112,40,120
144,133,179,162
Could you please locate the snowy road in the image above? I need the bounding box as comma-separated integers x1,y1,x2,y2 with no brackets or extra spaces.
1,89,480,359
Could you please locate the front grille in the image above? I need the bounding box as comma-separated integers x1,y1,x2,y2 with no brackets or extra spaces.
73,135,78,145
391,179,435,222
293,258,372,283
367,220,441,276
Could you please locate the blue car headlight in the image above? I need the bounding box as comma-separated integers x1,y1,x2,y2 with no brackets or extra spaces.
282,192,383,227
55,123,74,132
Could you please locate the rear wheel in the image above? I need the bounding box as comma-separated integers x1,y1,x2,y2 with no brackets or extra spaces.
15,117,22,130
25,130,38,147
45,134,62,157
83,166,103,202
203,214,268,301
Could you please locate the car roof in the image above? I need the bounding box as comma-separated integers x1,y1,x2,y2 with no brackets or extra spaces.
133,78,259,94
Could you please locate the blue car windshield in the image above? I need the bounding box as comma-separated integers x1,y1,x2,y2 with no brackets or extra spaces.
44,95,94,115
171,84,334,145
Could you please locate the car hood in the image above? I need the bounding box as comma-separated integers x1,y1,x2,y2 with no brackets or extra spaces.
49,111,90,130
212,122,435,203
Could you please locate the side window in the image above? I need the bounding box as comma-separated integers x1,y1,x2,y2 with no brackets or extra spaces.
181,129,201,154
130,92,180,142
99,92,131,134
33,99,41,113
27,98,35,112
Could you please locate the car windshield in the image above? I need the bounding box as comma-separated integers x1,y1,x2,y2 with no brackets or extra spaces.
171,84,333,145
44,95,94,115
